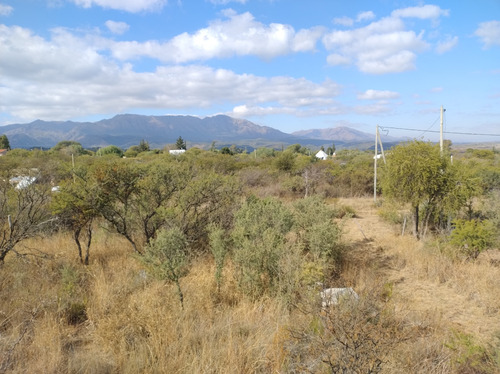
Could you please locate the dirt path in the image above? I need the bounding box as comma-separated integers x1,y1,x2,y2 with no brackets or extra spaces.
339,197,500,344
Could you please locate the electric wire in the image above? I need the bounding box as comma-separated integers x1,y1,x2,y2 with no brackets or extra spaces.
378,126,500,137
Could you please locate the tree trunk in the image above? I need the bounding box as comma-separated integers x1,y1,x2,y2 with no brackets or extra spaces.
175,279,184,310
74,227,83,264
413,204,419,239
84,223,92,265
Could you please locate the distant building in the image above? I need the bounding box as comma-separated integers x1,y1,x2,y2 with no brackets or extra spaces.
315,150,328,160
0,149,7,156
169,149,186,156
10,176,37,190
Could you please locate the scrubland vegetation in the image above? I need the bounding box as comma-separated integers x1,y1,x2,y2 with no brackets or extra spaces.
0,140,499,373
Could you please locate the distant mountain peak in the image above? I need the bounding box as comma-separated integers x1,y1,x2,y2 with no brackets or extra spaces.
292,127,374,142
1,114,396,150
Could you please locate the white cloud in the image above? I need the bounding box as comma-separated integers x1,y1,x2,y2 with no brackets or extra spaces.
475,21,500,48
232,105,295,117
356,11,375,22
326,54,351,66
70,0,166,12
105,20,130,35
323,16,428,74
357,89,399,100
208,0,247,4
0,3,13,16
334,11,375,26
231,102,345,118
0,24,340,121
435,35,458,54
110,11,324,62
333,16,353,27
430,87,443,93
391,5,449,19
354,102,393,115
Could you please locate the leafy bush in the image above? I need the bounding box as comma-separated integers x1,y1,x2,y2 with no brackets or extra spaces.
96,145,124,157
275,151,296,172
378,202,406,225
140,227,189,308
231,196,294,297
445,330,498,373
450,219,495,259
208,224,230,292
292,196,344,261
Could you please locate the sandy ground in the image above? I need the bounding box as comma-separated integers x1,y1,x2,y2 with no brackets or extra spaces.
340,197,500,345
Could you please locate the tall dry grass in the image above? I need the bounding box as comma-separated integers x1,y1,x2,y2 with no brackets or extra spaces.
0,232,291,373
1,200,500,373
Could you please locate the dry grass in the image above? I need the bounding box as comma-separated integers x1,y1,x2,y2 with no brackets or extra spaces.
0,233,291,373
340,197,500,370
1,198,499,373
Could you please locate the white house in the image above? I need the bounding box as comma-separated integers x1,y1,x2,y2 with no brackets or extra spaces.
10,176,37,190
169,149,186,156
315,150,328,160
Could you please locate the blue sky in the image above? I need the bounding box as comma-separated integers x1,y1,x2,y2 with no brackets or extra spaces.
0,0,499,142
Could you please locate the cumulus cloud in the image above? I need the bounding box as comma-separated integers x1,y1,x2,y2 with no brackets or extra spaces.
391,5,449,19
208,0,247,4
435,35,458,54
0,3,13,16
357,89,399,100
326,54,351,66
334,11,375,27
0,24,340,121
231,102,345,118
105,20,130,35
323,16,429,74
110,10,324,62
474,20,500,48
333,16,354,27
70,0,166,12
323,5,451,74
356,11,375,22
355,89,399,115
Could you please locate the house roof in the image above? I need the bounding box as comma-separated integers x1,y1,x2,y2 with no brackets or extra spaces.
315,150,328,159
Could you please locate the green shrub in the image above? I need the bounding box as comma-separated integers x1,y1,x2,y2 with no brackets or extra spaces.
445,330,498,373
378,204,405,225
231,196,294,297
450,219,495,259
292,196,344,263
140,227,189,308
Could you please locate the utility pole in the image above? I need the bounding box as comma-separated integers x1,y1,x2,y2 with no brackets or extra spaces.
72,153,76,183
440,105,446,155
374,124,378,203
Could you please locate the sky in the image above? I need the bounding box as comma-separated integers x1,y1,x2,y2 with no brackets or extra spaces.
0,0,499,142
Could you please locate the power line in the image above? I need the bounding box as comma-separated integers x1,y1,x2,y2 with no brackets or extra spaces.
379,126,500,137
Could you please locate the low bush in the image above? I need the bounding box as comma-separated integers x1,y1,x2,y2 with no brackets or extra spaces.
450,219,496,259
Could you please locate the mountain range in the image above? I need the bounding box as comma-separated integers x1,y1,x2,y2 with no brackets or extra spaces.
0,114,388,150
